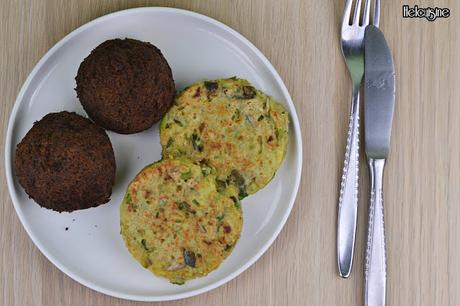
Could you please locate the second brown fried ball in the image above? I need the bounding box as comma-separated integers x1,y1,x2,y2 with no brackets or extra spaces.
75,38,175,134
14,111,116,212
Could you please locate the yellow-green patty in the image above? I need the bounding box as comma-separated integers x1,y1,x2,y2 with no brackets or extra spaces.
160,78,289,198
120,158,242,284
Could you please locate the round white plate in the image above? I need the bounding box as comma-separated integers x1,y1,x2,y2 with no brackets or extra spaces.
5,7,302,301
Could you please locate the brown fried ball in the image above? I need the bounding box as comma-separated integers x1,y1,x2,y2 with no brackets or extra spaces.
75,38,176,134
14,111,116,212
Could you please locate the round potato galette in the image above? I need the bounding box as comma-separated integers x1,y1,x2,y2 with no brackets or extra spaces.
160,78,289,199
120,158,242,284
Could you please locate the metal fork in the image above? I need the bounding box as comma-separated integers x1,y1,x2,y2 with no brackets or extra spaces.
337,0,380,278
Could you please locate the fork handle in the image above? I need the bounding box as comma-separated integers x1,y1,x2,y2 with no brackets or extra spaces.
337,87,360,278
365,158,387,306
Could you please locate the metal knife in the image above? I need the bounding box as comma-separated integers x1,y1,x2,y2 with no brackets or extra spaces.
363,25,395,306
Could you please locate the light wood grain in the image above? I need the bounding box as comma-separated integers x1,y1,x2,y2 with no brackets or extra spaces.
1,0,459,305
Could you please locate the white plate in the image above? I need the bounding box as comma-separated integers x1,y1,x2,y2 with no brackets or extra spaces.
5,7,302,301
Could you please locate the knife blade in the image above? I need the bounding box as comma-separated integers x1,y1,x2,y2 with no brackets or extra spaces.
364,25,395,159
363,25,395,306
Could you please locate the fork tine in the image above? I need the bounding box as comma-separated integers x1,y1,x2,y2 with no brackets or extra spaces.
373,0,380,27
353,0,363,24
362,0,371,26
342,0,353,28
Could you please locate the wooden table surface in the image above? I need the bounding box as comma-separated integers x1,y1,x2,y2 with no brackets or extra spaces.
1,1,459,305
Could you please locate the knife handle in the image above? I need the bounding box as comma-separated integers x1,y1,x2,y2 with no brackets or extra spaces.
337,88,360,278
364,158,387,306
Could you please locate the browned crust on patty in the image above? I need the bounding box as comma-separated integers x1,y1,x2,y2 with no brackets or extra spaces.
14,111,116,212
75,38,175,134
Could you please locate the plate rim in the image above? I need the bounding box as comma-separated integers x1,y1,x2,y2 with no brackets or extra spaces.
4,6,303,302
